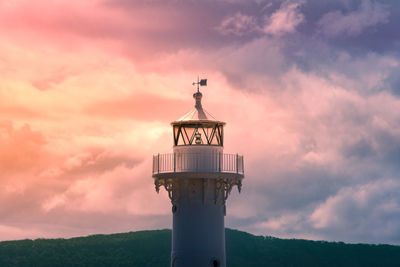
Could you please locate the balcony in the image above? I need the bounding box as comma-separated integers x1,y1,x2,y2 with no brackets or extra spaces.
152,152,244,179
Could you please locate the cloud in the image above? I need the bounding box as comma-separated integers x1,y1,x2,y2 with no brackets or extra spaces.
1,0,400,245
317,0,389,38
222,63,400,243
0,120,162,239
263,0,305,35
31,67,75,91
41,160,163,215
216,12,259,36
85,93,187,121
0,121,47,174
310,179,400,243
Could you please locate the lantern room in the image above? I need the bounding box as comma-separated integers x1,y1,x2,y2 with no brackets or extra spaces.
171,91,225,147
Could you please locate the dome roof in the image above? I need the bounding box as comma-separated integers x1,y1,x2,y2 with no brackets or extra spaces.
172,91,225,125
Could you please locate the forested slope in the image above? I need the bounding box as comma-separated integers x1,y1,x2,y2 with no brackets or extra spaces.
0,229,399,266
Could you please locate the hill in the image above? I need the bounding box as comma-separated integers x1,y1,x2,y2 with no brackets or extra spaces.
0,229,399,266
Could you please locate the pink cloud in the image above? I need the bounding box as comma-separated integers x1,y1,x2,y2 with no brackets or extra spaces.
85,93,187,121
263,0,305,35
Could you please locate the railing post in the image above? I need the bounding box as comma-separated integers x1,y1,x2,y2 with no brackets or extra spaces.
242,156,244,173
174,152,176,172
157,153,160,174
236,153,238,174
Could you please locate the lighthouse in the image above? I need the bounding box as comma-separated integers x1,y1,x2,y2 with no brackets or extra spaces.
152,79,244,267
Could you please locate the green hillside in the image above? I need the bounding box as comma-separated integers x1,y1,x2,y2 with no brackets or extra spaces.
0,229,399,266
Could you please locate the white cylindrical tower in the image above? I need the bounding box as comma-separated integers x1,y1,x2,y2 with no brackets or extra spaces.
152,84,244,267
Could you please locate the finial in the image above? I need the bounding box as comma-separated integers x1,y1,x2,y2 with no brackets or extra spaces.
193,90,203,109
192,77,207,110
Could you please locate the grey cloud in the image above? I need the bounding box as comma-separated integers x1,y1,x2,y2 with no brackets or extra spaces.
342,137,375,159
228,124,400,243
384,66,400,96
224,59,400,243
309,179,400,244
215,0,306,37
317,0,389,38
216,12,260,36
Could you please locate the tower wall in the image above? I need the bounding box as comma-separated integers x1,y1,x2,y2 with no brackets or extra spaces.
171,178,226,267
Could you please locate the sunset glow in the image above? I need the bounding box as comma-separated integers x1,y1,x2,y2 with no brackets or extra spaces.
1,0,400,244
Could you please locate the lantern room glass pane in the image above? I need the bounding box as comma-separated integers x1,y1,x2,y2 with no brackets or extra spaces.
177,135,186,145
211,134,219,145
183,127,194,144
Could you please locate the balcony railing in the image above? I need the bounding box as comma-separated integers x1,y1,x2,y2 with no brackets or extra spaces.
152,152,244,175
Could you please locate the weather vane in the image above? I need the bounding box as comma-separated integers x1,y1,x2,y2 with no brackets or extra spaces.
192,77,207,92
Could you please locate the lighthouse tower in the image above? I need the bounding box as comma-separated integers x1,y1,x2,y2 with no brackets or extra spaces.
152,79,244,267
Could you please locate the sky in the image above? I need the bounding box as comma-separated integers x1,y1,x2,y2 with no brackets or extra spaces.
1,0,400,244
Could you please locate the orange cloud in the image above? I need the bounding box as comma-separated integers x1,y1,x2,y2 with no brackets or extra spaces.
0,121,47,174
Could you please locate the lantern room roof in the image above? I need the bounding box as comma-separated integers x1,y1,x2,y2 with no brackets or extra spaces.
171,91,225,126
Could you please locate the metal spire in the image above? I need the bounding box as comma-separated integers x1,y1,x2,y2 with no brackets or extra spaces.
192,77,207,92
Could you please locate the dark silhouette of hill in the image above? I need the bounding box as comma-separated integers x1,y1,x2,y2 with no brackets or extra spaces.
0,228,399,266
